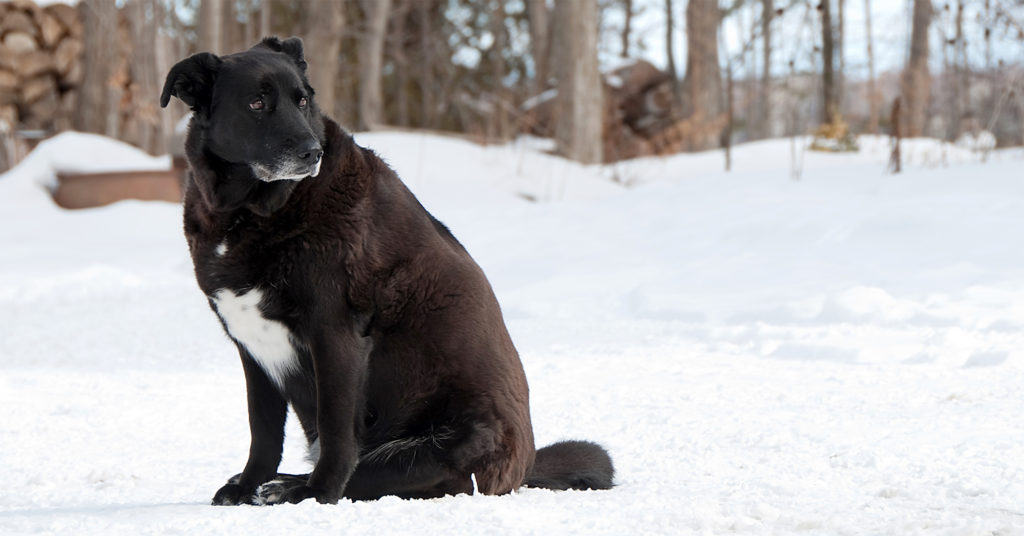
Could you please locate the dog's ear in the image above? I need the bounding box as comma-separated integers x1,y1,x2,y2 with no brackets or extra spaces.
160,52,222,110
258,36,307,72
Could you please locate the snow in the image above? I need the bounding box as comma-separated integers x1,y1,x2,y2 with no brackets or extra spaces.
1,131,169,203
956,130,998,158
2,130,1024,535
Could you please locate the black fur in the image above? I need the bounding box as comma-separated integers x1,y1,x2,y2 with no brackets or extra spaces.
161,37,613,505
525,441,615,491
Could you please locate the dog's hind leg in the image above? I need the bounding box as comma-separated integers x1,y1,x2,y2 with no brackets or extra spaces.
342,421,513,500
342,446,469,500
255,427,471,503
254,437,466,503
252,450,463,504
254,421,522,503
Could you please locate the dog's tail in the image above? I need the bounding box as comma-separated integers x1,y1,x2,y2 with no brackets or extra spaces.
523,440,614,491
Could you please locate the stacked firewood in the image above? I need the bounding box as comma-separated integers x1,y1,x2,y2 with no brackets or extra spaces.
0,0,81,133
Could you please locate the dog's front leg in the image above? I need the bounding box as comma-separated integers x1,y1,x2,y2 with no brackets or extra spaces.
270,329,368,505
213,348,288,505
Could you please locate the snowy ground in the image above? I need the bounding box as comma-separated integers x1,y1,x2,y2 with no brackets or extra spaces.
1,131,1023,535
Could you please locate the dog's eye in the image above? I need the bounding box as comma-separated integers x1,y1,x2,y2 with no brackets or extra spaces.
249,98,265,111
298,97,308,109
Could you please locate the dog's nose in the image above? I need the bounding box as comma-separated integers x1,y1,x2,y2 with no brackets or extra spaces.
298,140,323,162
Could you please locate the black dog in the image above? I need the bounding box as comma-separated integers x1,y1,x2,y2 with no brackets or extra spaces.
160,37,613,505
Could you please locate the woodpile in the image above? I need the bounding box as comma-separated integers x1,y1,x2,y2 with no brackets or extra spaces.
0,0,174,173
0,0,83,133
524,59,728,164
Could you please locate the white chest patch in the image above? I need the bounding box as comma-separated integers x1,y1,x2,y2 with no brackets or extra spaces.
214,241,228,257
211,288,296,390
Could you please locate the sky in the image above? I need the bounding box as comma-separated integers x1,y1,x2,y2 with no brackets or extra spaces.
603,0,1024,79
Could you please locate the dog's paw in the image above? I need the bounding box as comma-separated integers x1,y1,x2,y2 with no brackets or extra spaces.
211,482,258,506
255,479,316,505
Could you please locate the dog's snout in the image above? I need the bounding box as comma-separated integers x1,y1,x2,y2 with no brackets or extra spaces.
298,140,323,162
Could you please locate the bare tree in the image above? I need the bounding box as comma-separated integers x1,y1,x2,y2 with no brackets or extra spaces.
864,0,879,133
902,0,933,137
416,1,436,129
666,0,681,106
683,0,723,149
760,0,773,138
837,0,845,110
983,0,992,71
820,0,838,124
75,0,119,136
358,0,390,129
488,0,510,140
221,1,245,53
889,97,901,172
198,0,224,54
124,0,163,154
242,0,256,44
298,2,344,121
724,56,734,170
740,1,757,138
389,0,411,126
260,0,272,38
553,0,603,164
953,0,969,137
622,0,634,58
526,0,550,93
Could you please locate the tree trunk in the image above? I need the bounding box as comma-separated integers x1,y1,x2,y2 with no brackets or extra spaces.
390,0,410,127
621,0,633,58
416,1,435,129
260,0,272,37
199,0,224,54
155,17,179,153
75,0,119,136
743,2,756,136
820,0,837,124
243,0,255,44
864,0,878,133
301,1,345,121
901,0,932,137
837,0,845,114
889,97,901,173
953,0,968,138
665,0,681,107
358,0,390,130
488,0,509,141
724,62,733,170
984,0,992,71
526,0,550,93
760,0,772,139
683,0,723,150
553,0,603,164
125,0,162,154
222,1,243,53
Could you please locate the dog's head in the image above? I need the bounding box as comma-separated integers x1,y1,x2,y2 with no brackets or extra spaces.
161,37,326,182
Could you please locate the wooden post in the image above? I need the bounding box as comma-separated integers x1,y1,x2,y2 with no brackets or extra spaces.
889,97,901,174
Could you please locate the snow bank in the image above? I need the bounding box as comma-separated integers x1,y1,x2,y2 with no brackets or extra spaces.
2,133,1023,534
2,131,169,190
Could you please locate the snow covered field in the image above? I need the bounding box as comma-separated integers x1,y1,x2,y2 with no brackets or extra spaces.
1,131,1023,535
